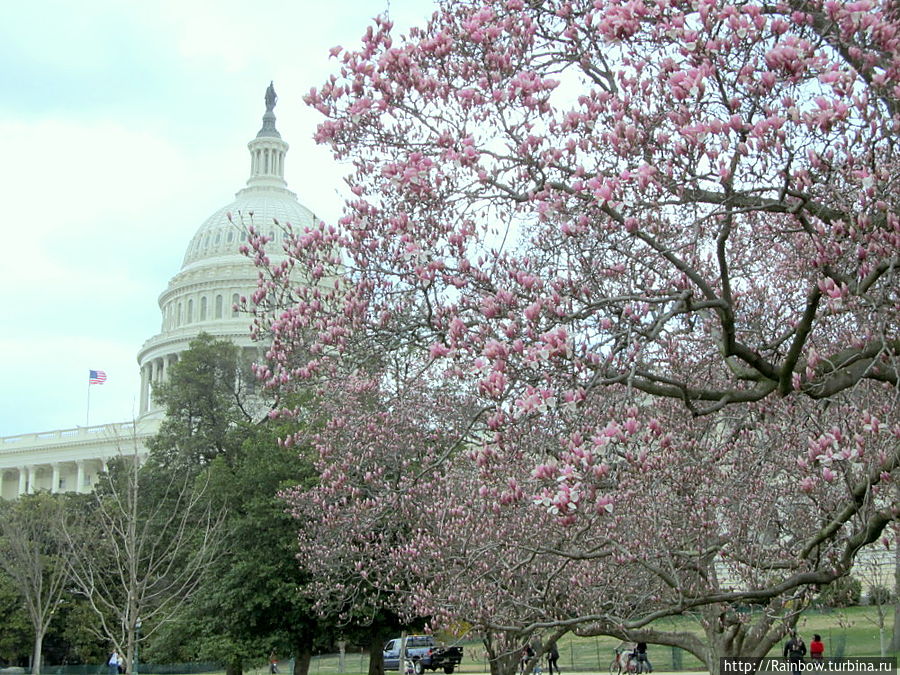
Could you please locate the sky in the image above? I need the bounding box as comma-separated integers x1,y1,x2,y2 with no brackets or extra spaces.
0,0,435,437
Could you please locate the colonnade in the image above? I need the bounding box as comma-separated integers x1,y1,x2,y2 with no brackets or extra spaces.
0,459,106,499
138,353,179,415
251,145,285,178
0,419,158,501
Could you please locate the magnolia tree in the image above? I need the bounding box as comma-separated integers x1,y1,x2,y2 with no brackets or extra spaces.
278,378,894,673
247,0,900,672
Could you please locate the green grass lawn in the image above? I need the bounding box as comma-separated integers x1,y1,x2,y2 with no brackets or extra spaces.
104,608,892,675
298,606,897,675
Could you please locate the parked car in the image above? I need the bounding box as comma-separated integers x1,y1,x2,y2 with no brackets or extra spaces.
383,636,464,674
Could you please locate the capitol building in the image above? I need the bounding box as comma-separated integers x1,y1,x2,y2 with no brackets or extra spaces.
0,85,316,500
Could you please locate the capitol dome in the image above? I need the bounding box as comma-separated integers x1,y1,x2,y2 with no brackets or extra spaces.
136,83,315,417
181,194,315,271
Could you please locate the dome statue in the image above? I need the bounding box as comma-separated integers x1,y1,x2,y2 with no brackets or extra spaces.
265,81,277,112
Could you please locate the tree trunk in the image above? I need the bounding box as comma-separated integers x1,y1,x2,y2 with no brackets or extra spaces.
368,627,388,675
338,641,347,674
699,614,766,675
703,639,723,675
891,539,900,651
702,636,753,675
483,636,521,675
225,657,243,675
488,651,519,675
294,636,313,675
892,604,900,652
124,637,135,675
32,630,44,675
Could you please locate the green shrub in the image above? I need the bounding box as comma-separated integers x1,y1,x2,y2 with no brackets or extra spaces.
813,576,862,608
866,585,894,606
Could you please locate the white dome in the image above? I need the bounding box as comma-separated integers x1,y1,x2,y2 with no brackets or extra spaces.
136,87,314,418
181,188,316,271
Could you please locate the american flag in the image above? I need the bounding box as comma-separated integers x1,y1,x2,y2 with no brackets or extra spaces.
89,369,107,385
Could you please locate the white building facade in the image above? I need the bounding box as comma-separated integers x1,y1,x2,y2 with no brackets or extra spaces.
0,85,315,499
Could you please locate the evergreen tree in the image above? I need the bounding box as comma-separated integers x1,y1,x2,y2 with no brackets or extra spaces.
144,336,331,675
147,333,256,473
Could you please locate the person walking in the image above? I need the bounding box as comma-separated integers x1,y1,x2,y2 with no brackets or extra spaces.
634,643,652,674
108,651,121,675
783,633,807,675
520,643,535,675
546,641,560,675
810,635,824,660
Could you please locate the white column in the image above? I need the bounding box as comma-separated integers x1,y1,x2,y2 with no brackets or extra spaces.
51,463,61,493
151,359,162,411
139,364,149,414
165,353,177,382
76,460,86,494
26,465,35,494
17,466,27,496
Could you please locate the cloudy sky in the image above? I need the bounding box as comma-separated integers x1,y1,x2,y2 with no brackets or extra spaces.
0,0,434,437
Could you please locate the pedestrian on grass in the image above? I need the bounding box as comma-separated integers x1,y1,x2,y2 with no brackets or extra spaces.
634,642,652,674
520,643,535,675
783,633,806,675
810,635,824,660
108,651,121,675
547,641,560,675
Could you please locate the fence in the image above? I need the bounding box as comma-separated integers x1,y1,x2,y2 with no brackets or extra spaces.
24,664,222,675
16,623,878,675
303,643,697,674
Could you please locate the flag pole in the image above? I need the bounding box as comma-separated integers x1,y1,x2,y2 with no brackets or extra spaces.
87,376,92,427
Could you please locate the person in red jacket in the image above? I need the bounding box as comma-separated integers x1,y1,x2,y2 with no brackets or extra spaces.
810,635,824,660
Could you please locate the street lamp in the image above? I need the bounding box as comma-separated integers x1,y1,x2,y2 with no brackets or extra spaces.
134,619,142,675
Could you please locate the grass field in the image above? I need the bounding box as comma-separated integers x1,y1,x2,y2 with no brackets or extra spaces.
294,606,897,675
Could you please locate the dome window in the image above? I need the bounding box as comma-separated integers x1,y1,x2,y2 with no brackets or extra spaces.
187,299,193,323
232,293,240,318
215,295,223,319
200,297,208,321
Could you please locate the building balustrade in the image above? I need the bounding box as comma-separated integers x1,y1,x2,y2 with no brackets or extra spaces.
0,420,157,500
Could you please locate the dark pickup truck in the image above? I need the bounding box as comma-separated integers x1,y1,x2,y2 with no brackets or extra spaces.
383,635,464,674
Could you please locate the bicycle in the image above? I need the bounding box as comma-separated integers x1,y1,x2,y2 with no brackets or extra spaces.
609,647,637,675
